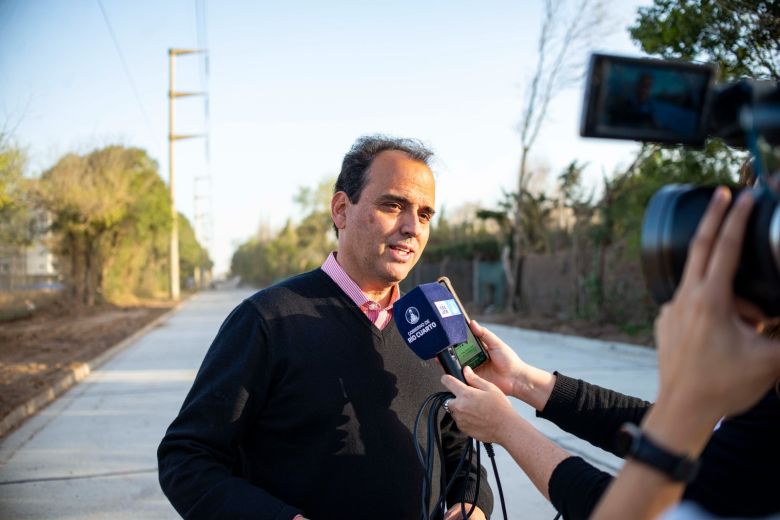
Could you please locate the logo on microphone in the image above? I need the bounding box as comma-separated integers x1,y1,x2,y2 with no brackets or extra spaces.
405,306,420,325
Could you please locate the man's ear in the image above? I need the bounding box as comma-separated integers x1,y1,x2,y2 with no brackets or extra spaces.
331,191,349,232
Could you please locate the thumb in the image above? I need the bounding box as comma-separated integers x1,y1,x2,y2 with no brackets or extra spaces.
470,321,500,352
463,366,496,391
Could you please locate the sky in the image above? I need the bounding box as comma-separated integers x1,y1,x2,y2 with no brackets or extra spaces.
0,0,653,275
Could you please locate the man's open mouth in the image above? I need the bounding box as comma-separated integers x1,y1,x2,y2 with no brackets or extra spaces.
389,244,414,256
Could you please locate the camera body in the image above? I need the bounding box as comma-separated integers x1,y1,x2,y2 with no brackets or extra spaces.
581,53,780,148
580,53,780,316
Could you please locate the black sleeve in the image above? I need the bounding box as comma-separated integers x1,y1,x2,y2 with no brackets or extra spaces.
157,301,301,520
548,457,613,520
537,372,652,456
440,413,494,516
681,389,780,517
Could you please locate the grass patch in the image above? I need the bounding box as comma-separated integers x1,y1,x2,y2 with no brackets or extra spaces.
619,321,653,337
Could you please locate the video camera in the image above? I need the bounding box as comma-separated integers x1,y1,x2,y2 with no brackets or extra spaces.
580,53,780,315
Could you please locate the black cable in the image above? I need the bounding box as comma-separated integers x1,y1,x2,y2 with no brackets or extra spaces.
459,439,478,519
414,392,440,517
484,442,509,520
414,391,509,520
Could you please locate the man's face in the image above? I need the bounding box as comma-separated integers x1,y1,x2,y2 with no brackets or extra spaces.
332,150,435,293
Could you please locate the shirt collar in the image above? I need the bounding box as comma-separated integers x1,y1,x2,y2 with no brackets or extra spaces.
321,252,399,310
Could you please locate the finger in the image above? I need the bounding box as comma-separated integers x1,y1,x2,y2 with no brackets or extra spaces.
469,321,499,351
706,190,754,287
680,187,732,285
441,374,469,395
463,366,497,392
469,320,486,339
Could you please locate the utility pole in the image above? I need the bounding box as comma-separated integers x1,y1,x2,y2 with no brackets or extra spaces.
168,48,206,300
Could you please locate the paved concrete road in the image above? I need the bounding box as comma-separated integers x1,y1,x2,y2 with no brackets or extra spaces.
0,289,658,519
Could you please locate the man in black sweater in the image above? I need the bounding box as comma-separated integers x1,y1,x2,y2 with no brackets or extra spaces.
158,135,493,519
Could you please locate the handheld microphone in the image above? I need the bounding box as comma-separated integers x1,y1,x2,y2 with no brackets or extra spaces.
394,282,469,383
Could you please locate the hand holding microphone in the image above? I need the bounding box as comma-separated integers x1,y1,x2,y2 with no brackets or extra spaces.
441,366,516,445
394,282,505,520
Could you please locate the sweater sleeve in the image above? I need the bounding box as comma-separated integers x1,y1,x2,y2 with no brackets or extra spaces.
157,301,301,520
548,456,614,520
537,372,652,456
440,412,494,516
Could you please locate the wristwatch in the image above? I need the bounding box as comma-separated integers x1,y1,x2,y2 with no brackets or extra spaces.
616,422,701,483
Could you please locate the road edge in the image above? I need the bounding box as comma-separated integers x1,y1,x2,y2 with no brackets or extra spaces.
0,297,189,439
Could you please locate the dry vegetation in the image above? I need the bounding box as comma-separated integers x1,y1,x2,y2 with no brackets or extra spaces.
0,292,174,426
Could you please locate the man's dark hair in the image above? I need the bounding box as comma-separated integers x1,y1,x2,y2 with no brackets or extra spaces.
332,135,434,235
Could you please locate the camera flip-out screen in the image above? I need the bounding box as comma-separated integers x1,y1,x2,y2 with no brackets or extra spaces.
581,54,716,146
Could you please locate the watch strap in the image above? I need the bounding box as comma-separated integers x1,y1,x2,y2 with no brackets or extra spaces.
619,422,701,483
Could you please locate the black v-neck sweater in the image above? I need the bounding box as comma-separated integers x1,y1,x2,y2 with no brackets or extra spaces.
158,269,493,519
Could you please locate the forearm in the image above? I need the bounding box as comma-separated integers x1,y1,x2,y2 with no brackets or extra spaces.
512,364,557,411
495,413,571,501
591,399,717,520
537,373,651,455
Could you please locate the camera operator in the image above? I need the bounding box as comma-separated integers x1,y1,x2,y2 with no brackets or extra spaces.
441,187,780,518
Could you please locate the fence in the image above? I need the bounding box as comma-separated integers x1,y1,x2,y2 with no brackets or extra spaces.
405,244,656,324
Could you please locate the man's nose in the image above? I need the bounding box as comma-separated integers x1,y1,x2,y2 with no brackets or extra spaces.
400,210,423,237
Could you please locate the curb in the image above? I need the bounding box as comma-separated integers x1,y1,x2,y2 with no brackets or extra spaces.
0,297,189,439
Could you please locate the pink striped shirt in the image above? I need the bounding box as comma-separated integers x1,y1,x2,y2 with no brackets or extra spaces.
321,252,399,330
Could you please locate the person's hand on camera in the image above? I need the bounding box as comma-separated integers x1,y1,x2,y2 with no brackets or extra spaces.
469,321,557,411
649,187,780,454
593,187,780,520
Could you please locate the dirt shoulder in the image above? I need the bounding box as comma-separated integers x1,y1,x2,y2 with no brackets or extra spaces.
0,298,175,427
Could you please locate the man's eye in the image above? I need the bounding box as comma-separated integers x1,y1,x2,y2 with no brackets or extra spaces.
384,202,402,211
420,213,433,222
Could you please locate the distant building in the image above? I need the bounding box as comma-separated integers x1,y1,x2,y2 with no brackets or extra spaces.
0,211,59,291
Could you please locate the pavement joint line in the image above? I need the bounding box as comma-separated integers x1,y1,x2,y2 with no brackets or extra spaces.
70,387,195,398
0,296,190,442
0,467,158,486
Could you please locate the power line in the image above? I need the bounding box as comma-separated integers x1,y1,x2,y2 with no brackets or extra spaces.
195,0,210,161
193,0,214,281
95,0,158,144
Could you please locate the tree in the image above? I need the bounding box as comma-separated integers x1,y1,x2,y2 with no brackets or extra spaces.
508,0,610,309
38,146,171,304
555,161,598,315
630,0,780,81
178,213,213,289
230,178,336,286
0,137,34,247
293,177,337,270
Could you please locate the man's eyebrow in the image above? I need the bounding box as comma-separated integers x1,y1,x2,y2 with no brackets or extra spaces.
377,194,435,215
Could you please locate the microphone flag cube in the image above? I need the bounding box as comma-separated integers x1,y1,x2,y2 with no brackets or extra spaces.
393,282,468,360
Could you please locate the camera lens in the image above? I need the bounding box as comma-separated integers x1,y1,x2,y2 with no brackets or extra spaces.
641,185,780,316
